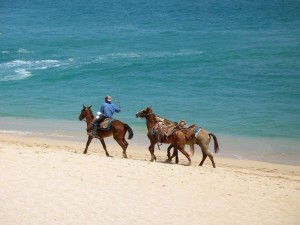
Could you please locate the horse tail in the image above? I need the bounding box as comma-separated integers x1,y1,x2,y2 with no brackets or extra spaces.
124,124,134,140
209,133,219,153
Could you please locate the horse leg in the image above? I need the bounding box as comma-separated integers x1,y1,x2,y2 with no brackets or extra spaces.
199,153,207,167
83,135,93,154
114,136,128,158
198,143,216,168
167,144,173,160
123,138,128,149
165,145,178,163
203,148,216,168
99,138,110,157
207,151,216,168
177,146,191,166
148,142,156,162
173,148,179,164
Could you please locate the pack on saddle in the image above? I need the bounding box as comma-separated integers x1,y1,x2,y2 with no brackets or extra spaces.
152,115,187,145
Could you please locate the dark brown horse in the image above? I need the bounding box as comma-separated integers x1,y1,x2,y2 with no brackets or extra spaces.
79,105,133,158
167,125,219,168
136,107,191,165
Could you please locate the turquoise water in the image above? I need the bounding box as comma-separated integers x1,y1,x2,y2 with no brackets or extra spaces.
1,0,300,164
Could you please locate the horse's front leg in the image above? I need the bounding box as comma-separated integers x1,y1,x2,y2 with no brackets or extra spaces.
99,138,110,157
83,135,93,154
148,142,156,162
177,146,191,166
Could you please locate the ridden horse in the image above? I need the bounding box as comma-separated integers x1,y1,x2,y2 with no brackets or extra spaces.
135,107,191,165
167,125,219,168
78,105,133,158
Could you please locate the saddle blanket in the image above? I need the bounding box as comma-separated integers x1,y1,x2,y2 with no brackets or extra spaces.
99,118,115,130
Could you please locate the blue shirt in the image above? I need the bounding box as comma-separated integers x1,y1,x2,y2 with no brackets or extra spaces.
100,102,121,117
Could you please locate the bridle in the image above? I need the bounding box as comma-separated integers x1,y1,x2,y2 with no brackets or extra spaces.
81,108,94,122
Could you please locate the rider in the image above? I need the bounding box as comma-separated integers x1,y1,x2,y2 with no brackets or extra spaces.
91,95,121,137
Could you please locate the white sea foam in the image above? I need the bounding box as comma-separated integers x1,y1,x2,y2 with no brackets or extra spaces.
0,69,32,81
94,50,203,63
16,48,30,54
148,50,204,58
0,59,68,81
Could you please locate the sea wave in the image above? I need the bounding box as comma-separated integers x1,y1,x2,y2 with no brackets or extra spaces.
2,59,62,69
0,69,32,81
0,59,69,81
94,50,204,63
16,48,30,54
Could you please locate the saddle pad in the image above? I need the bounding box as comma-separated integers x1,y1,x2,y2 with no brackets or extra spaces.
99,118,115,130
193,126,201,136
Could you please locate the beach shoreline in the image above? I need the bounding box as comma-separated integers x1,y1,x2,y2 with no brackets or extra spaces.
1,133,300,225
1,116,300,166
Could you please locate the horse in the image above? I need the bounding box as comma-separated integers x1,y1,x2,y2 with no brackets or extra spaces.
167,125,219,168
135,107,191,165
78,105,133,158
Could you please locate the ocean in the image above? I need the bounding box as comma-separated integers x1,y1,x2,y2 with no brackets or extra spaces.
1,0,300,165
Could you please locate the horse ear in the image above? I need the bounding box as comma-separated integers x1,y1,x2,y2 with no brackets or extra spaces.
88,105,92,109
82,104,85,108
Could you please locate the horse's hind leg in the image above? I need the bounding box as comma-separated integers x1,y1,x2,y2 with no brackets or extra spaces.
114,137,128,158
167,144,173,160
123,138,128,149
99,138,110,157
83,135,93,154
172,148,179,164
207,152,216,168
199,153,207,166
199,145,216,168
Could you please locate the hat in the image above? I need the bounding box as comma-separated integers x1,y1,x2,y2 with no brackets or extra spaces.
105,95,112,102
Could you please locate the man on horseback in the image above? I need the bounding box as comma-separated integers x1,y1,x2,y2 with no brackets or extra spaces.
91,95,121,137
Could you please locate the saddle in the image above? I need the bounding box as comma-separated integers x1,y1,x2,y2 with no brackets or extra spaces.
99,118,115,130
152,122,178,143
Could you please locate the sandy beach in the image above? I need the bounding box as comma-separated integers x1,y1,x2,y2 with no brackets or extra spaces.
0,133,299,225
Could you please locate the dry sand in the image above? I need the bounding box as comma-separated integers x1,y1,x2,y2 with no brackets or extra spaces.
0,133,299,225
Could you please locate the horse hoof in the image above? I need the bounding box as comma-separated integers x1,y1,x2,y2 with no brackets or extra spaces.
165,159,172,163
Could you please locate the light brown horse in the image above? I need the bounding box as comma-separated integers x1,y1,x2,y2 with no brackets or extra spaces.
167,125,219,168
135,107,191,165
79,105,133,158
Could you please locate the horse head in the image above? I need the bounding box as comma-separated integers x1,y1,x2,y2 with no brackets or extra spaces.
135,106,153,118
79,105,93,121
